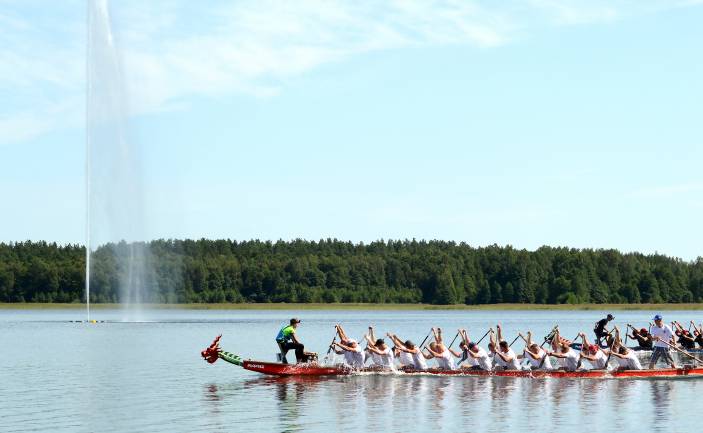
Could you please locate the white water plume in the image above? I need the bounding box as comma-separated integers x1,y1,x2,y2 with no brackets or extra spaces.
87,0,158,320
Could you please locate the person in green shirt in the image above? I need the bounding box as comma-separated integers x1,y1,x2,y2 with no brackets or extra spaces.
275,318,304,363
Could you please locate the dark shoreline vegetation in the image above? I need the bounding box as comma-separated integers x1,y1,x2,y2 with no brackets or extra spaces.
1,239,702,305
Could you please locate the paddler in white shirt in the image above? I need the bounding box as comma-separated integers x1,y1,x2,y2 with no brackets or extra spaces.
604,326,643,370
423,327,462,370
577,332,610,370
364,326,395,369
520,331,553,370
387,332,429,371
457,329,492,370
331,324,365,368
493,325,521,370
548,328,580,371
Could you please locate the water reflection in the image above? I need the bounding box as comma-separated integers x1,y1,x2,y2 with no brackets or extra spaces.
219,375,687,433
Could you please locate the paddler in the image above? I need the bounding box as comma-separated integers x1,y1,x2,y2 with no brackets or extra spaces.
691,322,703,348
423,327,462,370
459,329,492,370
519,331,553,370
608,327,643,370
672,321,696,350
387,332,429,370
492,324,521,370
275,318,305,363
593,314,614,347
548,328,580,371
331,324,365,368
364,326,395,369
648,314,678,369
577,332,610,370
627,325,653,350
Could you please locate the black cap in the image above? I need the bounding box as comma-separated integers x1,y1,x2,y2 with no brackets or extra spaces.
290,318,301,324
607,314,614,320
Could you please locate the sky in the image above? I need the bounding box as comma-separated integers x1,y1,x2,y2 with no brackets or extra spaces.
1,0,702,260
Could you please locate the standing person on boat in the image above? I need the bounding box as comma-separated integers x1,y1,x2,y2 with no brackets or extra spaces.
648,314,678,369
364,326,395,369
593,314,614,347
387,333,429,370
520,331,553,370
672,321,696,350
331,324,365,368
548,328,580,371
423,327,462,370
493,325,521,370
578,332,610,370
275,318,305,364
627,325,653,350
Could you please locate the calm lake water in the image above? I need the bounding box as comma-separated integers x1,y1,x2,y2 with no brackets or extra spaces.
2,308,702,432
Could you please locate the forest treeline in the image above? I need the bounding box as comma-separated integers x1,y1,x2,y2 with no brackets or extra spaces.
1,239,702,305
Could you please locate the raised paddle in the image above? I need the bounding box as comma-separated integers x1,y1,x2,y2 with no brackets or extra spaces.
475,329,491,345
508,334,521,348
536,328,559,369
418,328,433,350
447,330,461,350
657,338,703,365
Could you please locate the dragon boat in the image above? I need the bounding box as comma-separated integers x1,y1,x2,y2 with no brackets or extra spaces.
201,336,703,380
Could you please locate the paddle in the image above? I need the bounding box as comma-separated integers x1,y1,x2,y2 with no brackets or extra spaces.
508,334,521,348
657,338,703,365
475,329,491,345
536,327,559,369
418,328,433,350
323,336,337,364
447,330,461,350
603,331,618,369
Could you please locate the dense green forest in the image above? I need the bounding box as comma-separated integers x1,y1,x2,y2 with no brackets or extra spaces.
1,239,702,305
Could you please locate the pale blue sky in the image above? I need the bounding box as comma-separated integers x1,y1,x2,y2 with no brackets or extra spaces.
1,1,702,259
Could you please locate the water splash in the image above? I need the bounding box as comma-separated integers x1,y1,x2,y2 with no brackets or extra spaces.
86,0,155,321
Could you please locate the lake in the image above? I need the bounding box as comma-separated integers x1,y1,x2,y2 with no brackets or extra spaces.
1,308,701,432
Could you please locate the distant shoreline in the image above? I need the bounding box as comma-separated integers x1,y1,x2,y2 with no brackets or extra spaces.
2,302,703,311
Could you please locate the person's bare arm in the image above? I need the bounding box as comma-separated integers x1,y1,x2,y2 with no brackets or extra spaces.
461,329,470,346
526,331,534,347
494,351,511,362
366,345,385,355
368,326,376,343
434,328,444,345
448,348,462,358
424,346,440,357
497,324,504,343
336,324,349,341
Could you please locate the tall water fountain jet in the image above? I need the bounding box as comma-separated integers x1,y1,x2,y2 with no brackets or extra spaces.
87,0,156,321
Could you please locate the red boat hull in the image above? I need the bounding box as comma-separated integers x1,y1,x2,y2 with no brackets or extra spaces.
241,360,703,379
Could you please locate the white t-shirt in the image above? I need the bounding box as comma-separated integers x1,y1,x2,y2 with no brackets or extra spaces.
527,348,553,370
616,351,643,370
398,350,414,367
561,349,580,371
587,350,608,370
435,348,456,370
370,346,395,368
473,347,492,370
412,351,428,370
343,345,365,368
651,324,674,348
496,348,521,370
